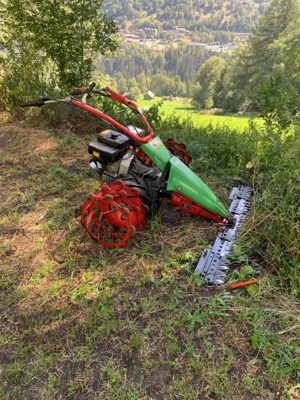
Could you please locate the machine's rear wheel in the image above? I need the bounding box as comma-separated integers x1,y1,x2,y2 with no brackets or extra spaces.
136,139,192,167
81,179,147,248
164,138,192,166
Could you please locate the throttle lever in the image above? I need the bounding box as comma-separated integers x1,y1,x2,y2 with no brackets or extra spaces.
82,82,96,103
86,82,96,96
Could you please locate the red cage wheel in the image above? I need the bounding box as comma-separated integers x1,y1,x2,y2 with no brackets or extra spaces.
136,139,192,167
81,180,147,248
164,138,192,166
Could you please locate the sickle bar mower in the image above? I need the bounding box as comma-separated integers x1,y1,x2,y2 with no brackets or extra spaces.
20,83,252,284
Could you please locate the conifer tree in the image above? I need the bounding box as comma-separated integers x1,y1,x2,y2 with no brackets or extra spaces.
224,0,300,111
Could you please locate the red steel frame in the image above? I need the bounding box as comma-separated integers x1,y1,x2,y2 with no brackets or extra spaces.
69,87,154,143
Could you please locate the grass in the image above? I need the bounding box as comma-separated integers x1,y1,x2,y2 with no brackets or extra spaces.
139,97,264,131
0,112,299,399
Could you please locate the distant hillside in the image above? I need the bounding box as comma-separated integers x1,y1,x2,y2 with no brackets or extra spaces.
105,0,270,36
98,0,271,89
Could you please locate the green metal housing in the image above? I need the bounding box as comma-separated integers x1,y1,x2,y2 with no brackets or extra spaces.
142,138,229,218
167,157,229,218
141,137,171,172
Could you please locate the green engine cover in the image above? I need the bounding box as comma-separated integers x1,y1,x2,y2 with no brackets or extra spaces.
167,157,229,218
141,137,171,172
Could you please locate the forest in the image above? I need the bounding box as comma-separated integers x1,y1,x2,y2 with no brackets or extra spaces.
97,43,215,98
107,0,269,34
0,0,300,399
98,0,300,123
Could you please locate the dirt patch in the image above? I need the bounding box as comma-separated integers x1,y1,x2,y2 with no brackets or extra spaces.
145,364,173,399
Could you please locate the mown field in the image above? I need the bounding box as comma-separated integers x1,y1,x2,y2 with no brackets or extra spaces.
0,107,299,399
139,98,264,131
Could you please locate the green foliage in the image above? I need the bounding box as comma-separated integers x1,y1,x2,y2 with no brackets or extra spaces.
258,76,300,129
222,0,300,113
193,56,228,109
143,100,164,130
0,0,118,109
149,100,299,296
105,0,268,35
245,130,300,295
99,42,215,85
124,78,141,100
0,38,56,110
170,0,300,116
150,73,187,97
7,0,118,87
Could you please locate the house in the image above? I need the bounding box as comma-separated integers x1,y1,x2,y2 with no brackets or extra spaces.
143,91,155,100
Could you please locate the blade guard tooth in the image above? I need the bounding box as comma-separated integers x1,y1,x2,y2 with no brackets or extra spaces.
218,266,229,271
214,279,225,285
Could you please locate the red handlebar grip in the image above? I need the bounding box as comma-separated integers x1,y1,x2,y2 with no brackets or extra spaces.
105,87,138,110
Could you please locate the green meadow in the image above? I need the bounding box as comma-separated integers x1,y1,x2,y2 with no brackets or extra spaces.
139,98,264,131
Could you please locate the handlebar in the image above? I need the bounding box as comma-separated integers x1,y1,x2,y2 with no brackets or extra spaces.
19,99,47,107
86,82,96,96
104,87,138,111
20,84,154,143
71,86,108,97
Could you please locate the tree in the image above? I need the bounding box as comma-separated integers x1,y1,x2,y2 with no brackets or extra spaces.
257,12,300,127
4,0,118,88
128,86,142,101
278,16,300,99
150,73,186,97
193,56,227,109
150,73,170,96
125,77,141,100
116,73,128,94
136,73,151,94
224,0,300,111
249,0,299,81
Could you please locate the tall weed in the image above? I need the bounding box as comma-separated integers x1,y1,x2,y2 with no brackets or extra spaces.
246,130,300,295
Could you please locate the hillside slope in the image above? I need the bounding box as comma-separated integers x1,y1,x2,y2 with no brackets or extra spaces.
1,117,299,399
106,0,270,33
